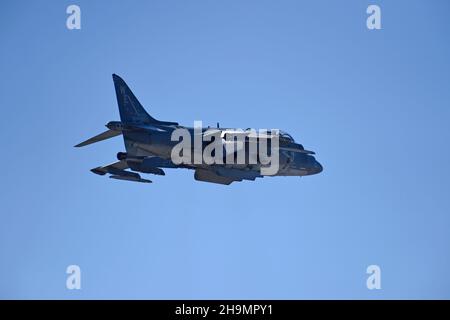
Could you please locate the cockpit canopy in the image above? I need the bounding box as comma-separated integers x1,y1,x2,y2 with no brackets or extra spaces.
245,129,295,142
242,129,303,148
279,130,305,150
279,130,294,143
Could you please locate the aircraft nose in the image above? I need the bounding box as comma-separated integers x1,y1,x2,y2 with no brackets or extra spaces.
311,160,323,174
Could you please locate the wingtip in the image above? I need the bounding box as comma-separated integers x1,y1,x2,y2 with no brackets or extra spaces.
90,168,107,176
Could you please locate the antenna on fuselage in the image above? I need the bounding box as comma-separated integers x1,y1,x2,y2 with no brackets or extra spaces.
217,122,220,128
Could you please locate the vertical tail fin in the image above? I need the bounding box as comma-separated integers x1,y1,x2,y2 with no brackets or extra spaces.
112,74,158,125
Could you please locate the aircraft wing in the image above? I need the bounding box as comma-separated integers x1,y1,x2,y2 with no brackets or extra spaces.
90,160,152,183
90,160,129,175
75,129,121,147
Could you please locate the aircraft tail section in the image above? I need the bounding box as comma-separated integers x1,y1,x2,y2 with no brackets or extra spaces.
112,74,158,125
112,74,178,126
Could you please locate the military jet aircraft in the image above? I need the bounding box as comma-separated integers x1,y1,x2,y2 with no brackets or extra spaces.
75,74,323,184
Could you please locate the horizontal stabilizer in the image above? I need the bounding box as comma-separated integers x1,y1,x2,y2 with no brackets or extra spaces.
75,129,121,147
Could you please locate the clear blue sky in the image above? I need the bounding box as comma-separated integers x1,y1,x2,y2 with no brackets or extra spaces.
1,0,449,299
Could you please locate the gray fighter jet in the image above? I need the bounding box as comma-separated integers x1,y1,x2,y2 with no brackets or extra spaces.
75,74,323,184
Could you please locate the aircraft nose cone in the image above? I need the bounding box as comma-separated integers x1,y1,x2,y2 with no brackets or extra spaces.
312,160,323,174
